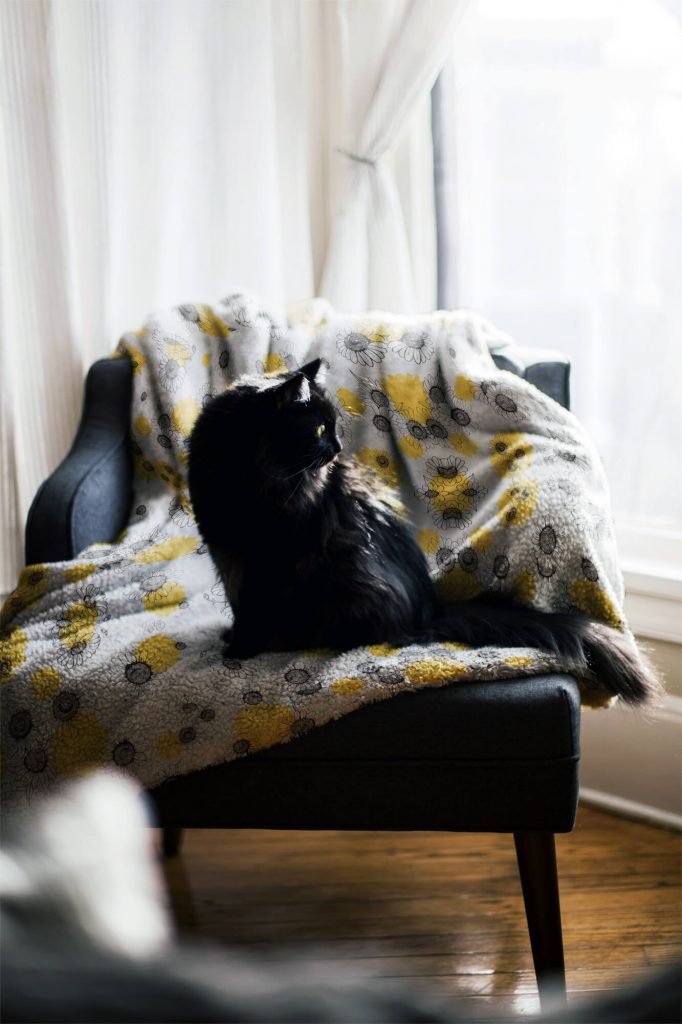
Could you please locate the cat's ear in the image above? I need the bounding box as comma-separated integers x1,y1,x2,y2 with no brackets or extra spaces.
273,372,310,408
298,358,325,384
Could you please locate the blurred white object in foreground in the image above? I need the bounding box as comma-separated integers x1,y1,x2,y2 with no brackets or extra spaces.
0,771,170,959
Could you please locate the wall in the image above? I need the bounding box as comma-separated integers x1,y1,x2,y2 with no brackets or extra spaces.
580,631,682,828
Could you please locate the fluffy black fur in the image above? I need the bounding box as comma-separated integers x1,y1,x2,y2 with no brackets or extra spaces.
188,361,659,705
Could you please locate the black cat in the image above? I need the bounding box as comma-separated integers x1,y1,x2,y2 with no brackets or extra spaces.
188,360,658,705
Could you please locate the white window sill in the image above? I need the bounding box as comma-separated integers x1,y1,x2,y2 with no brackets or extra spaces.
623,565,682,645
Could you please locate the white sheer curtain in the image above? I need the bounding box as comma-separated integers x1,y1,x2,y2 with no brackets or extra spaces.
0,0,455,592
319,0,469,312
0,0,314,591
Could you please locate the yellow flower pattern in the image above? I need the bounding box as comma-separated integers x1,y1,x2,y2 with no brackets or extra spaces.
405,659,467,684
512,570,536,605
450,433,477,456
133,536,197,563
172,396,201,438
1,566,49,627
64,563,97,584
263,351,287,374
336,387,365,417
51,714,110,778
0,627,28,685
417,529,440,554
428,471,477,515
489,432,533,477
399,436,424,459
135,634,181,672
31,666,62,700
134,456,185,492
163,340,192,367
142,581,185,616
125,343,147,375
569,580,622,629
134,414,152,437
504,654,534,668
469,526,493,553
196,305,229,338
59,601,98,651
383,374,430,423
234,704,297,752
497,477,538,527
354,448,400,488
454,374,477,402
330,677,365,696
156,731,184,760
367,643,401,657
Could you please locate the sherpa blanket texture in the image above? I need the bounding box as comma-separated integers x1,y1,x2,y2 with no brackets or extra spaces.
1,294,626,801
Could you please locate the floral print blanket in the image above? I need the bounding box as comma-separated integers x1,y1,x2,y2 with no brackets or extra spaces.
1,293,626,802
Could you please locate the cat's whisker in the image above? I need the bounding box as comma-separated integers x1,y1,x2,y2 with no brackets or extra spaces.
282,479,304,508
282,461,321,507
279,463,317,481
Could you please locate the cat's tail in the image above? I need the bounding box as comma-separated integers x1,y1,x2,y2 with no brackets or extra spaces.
429,599,661,706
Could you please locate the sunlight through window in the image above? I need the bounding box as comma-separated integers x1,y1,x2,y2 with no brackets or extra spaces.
447,0,682,543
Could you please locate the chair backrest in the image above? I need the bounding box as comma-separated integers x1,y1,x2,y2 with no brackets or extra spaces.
25,357,133,564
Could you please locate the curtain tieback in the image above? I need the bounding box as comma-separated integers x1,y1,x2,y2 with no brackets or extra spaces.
335,147,377,168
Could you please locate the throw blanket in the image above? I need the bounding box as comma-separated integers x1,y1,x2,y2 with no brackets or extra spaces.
1,294,626,802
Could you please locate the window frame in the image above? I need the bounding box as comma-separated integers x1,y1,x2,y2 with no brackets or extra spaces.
430,44,682,639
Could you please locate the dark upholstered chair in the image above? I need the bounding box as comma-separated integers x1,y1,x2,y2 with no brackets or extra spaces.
26,341,578,1007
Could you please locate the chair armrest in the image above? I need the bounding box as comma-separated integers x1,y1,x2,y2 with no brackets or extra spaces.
490,344,571,411
25,357,134,564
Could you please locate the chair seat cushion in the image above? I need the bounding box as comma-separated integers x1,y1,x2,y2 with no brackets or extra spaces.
255,673,580,762
149,675,581,833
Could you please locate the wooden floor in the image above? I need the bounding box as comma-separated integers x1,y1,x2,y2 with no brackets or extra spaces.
162,805,681,1017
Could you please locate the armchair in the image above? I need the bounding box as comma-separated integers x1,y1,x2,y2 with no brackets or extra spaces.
26,342,578,1008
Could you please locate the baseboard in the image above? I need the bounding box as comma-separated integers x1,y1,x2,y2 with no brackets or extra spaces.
579,694,682,829
580,787,682,831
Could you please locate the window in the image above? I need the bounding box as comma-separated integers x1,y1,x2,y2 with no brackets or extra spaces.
436,0,682,569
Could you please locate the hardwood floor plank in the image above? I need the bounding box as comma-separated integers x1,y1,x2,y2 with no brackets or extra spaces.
161,805,681,1015
229,935,673,962
644,944,681,965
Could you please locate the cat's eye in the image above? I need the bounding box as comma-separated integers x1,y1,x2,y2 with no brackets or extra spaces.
316,423,326,437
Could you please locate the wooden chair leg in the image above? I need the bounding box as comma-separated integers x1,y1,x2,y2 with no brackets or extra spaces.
514,831,566,1008
162,826,184,858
